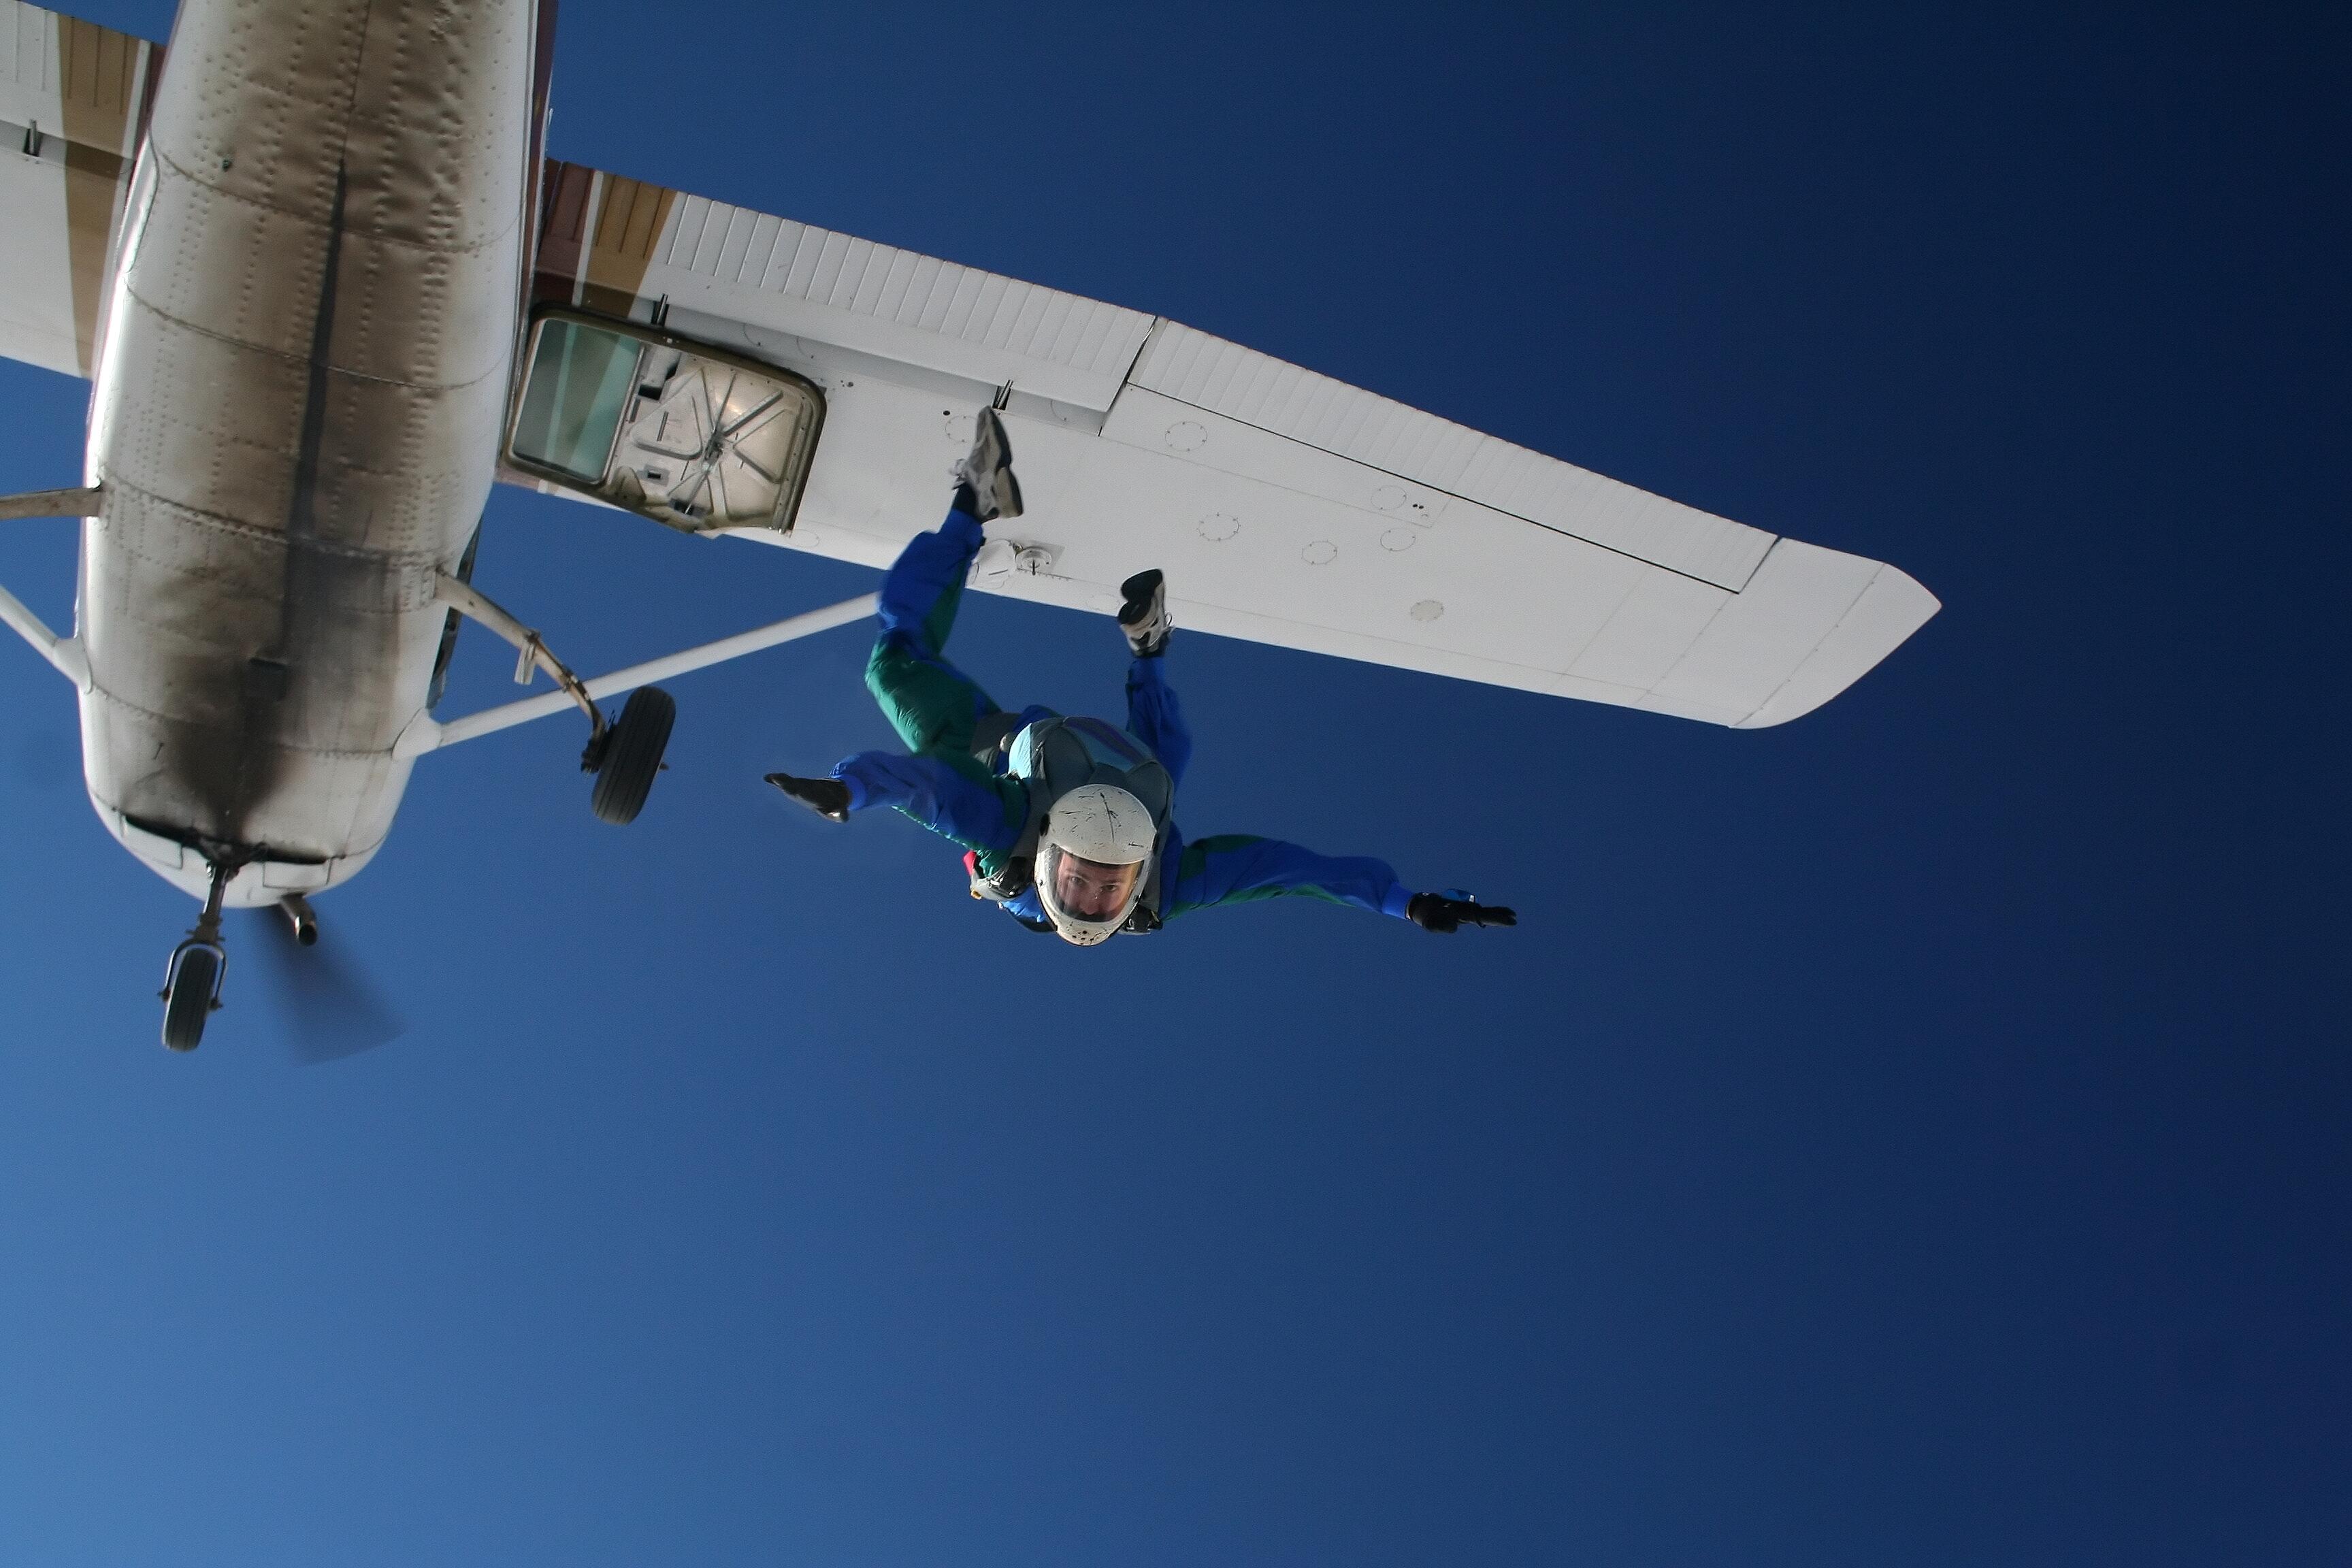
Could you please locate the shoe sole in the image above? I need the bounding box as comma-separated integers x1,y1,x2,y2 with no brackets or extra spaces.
1119,569,1163,613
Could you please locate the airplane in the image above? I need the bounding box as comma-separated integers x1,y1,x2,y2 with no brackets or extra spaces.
0,0,1938,1050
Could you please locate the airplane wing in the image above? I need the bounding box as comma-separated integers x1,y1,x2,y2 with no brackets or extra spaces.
0,11,1936,730
506,161,1938,728
0,1,161,378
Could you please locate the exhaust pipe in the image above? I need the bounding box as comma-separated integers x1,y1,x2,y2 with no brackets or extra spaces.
278,894,318,947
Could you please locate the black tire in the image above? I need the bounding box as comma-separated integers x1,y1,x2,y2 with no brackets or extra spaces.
590,685,676,826
161,945,219,1052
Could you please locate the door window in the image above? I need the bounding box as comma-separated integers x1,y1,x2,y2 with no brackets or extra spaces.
510,319,642,483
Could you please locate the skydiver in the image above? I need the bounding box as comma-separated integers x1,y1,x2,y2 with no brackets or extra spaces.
763,408,1517,945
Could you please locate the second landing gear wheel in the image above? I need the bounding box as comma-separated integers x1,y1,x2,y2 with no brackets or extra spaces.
589,685,676,826
160,942,223,1052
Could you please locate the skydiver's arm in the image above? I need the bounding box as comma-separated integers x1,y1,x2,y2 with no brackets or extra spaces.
1160,834,1417,921
834,749,1026,855
1123,655,1193,785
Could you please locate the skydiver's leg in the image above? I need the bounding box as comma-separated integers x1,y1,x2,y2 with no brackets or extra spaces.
774,605,1026,847
1116,568,1190,781
838,510,1027,839
877,505,985,661
881,401,1020,657
866,502,1006,757
864,402,1028,750
867,621,1000,760
771,407,1033,845
768,507,1001,826
1124,655,1192,787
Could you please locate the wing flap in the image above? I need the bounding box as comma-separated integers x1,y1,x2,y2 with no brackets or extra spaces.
1128,322,1777,591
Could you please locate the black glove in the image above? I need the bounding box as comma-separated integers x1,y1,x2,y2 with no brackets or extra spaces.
1407,892,1517,933
765,772,851,823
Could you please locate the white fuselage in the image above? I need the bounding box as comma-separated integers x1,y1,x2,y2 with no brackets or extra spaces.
78,0,532,906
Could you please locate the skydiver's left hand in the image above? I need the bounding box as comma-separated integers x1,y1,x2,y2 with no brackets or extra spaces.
1407,892,1517,933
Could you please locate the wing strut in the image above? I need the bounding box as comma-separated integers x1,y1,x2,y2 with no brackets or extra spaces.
396,592,877,759
0,486,102,520
0,485,99,687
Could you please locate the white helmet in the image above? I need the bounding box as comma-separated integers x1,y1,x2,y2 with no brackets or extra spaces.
1034,783,1158,945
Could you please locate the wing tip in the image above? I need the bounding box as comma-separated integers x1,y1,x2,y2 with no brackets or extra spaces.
1733,563,1940,729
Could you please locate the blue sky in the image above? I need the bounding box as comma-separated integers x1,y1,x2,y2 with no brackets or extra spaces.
1,3,2345,1563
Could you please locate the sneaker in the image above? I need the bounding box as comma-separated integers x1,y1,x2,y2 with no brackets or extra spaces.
1118,569,1172,657
952,406,1024,522
765,771,851,823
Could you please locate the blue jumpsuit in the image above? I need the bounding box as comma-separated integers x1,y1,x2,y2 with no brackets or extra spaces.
829,507,1420,928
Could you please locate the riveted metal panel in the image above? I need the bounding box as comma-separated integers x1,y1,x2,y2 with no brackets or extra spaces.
78,0,534,870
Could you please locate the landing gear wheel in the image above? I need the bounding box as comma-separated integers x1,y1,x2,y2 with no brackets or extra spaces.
589,685,676,826
161,943,223,1052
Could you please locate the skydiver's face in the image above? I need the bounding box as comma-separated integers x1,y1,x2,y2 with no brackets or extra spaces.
1054,853,1141,920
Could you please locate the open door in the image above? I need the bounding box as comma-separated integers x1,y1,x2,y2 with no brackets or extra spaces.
503,308,825,534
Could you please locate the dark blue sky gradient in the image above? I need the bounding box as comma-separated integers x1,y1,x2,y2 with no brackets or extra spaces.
1,3,2345,1563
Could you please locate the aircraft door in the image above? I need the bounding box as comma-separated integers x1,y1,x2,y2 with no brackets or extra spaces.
504,309,826,534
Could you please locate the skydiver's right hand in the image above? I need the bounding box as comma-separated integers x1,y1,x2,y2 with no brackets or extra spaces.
1407,892,1518,933
766,772,851,823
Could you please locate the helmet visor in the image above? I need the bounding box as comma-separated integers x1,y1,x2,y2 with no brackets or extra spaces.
1049,851,1143,921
